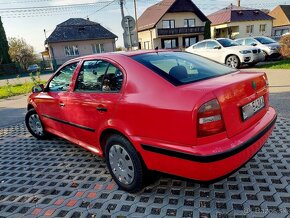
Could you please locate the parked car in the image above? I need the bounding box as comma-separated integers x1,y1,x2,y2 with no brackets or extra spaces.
25,51,276,192
27,64,40,72
186,38,264,68
235,36,281,59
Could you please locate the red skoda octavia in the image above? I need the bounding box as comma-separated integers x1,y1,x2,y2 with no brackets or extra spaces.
26,51,276,192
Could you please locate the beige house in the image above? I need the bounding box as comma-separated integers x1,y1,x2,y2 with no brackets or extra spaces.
137,0,209,50
46,18,117,67
269,5,290,38
208,4,273,39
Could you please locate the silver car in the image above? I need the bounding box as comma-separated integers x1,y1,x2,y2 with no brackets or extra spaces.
235,37,281,60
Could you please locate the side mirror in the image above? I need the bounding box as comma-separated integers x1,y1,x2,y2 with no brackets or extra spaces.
251,43,257,46
32,84,44,93
214,45,221,49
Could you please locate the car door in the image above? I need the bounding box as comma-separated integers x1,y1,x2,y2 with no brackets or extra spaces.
204,41,222,62
64,59,124,147
188,41,207,57
35,62,79,135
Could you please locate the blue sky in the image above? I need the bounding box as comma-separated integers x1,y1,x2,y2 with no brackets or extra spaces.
0,0,289,53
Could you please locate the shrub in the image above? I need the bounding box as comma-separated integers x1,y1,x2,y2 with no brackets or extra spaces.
279,34,290,58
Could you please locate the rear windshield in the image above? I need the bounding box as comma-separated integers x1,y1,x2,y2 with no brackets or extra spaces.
131,52,236,86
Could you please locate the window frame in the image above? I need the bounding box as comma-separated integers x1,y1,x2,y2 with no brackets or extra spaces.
246,25,254,34
74,59,124,94
259,24,266,32
64,45,79,57
92,43,105,54
162,20,175,29
47,62,79,92
162,38,178,49
184,19,195,27
183,36,198,48
144,41,150,50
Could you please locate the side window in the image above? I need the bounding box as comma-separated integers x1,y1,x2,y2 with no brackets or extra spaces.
206,41,219,49
75,60,123,92
235,39,244,45
48,62,78,92
194,42,206,49
245,38,256,46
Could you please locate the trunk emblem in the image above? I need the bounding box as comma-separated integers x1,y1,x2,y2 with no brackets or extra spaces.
252,81,257,90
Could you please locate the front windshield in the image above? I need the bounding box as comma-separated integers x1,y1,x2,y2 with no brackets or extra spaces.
217,39,239,47
254,37,276,44
131,52,236,86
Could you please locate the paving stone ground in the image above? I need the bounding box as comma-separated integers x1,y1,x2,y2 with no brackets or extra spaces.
0,118,290,218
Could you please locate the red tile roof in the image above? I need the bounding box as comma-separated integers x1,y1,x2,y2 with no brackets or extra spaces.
137,0,208,32
208,4,273,25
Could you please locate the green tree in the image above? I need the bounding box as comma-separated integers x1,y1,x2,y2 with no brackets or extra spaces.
204,21,211,39
8,37,37,70
0,16,11,64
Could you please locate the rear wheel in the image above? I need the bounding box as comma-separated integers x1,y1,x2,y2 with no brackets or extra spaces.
25,109,48,139
226,55,240,68
105,134,144,193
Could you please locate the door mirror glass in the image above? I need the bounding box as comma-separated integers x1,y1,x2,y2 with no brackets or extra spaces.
32,84,44,93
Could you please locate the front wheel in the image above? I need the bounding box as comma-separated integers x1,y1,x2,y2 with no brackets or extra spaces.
25,109,48,139
225,55,240,68
105,134,144,193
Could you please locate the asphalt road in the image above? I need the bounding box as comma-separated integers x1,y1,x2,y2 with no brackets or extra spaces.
0,69,289,128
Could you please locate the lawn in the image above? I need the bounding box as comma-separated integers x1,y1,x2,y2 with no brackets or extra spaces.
258,59,290,69
0,81,42,99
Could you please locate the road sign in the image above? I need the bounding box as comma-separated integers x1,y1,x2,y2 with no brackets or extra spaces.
121,16,136,32
123,31,139,48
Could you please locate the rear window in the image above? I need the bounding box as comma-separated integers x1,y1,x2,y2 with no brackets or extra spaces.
131,52,236,86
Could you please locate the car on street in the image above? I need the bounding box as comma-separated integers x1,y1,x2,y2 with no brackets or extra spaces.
186,38,264,68
27,64,40,72
235,36,281,59
25,50,276,192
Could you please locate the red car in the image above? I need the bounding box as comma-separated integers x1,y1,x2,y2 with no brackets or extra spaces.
26,51,276,192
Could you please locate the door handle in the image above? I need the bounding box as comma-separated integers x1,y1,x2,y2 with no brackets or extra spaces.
96,106,108,112
59,102,65,107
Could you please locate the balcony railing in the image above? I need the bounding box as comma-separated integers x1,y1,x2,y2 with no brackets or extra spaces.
157,26,205,36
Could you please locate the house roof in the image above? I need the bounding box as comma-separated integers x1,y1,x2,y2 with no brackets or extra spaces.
269,5,290,27
137,0,209,32
208,4,273,26
46,18,117,43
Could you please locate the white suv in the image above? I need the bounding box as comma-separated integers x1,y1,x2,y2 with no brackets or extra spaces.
235,36,281,60
186,38,264,68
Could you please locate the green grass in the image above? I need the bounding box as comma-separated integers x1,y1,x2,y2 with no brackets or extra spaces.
258,59,290,69
0,81,45,99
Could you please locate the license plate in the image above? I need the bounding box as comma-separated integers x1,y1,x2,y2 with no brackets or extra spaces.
242,96,265,121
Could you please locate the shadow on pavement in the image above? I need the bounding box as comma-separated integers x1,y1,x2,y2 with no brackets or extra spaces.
0,107,26,128
270,91,290,120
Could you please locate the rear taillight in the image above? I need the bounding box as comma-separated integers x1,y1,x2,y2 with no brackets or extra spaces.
197,99,225,137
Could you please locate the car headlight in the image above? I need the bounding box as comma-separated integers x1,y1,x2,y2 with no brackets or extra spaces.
239,50,251,54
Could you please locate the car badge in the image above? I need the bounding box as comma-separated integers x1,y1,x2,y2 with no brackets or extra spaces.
252,81,257,90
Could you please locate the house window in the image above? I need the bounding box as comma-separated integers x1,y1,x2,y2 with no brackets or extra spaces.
144,41,150,49
259,24,266,32
184,19,195,27
162,38,178,49
183,36,197,48
92,44,104,54
64,45,79,56
246,25,254,34
162,20,175,29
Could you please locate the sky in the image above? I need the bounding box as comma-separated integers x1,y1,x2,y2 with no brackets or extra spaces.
0,0,289,53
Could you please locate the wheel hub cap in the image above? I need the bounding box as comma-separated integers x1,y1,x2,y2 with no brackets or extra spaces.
109,144,134,185
28,114,44,136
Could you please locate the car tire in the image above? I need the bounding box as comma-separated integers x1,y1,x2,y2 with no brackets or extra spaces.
225,55,240,68
25,109,48,140
105,134,144,193
262,51,268,60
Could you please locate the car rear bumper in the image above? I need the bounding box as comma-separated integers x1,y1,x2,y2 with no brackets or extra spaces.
133,107,276,181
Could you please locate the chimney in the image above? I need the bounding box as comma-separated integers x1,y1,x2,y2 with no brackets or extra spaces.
238,0,241,7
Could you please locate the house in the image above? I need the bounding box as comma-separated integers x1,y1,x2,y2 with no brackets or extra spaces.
46,18,117,67
269,5,290,38
137,0,209,50
207,3,273,39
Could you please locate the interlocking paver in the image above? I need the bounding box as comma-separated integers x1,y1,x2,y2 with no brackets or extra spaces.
0,118,290,217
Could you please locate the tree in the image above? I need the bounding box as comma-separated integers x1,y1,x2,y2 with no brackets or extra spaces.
8,37,37,70
0,16,11,64
204,21,211,39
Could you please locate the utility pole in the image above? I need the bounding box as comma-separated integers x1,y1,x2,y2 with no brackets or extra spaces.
119,0,125,19
133,0,139,48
